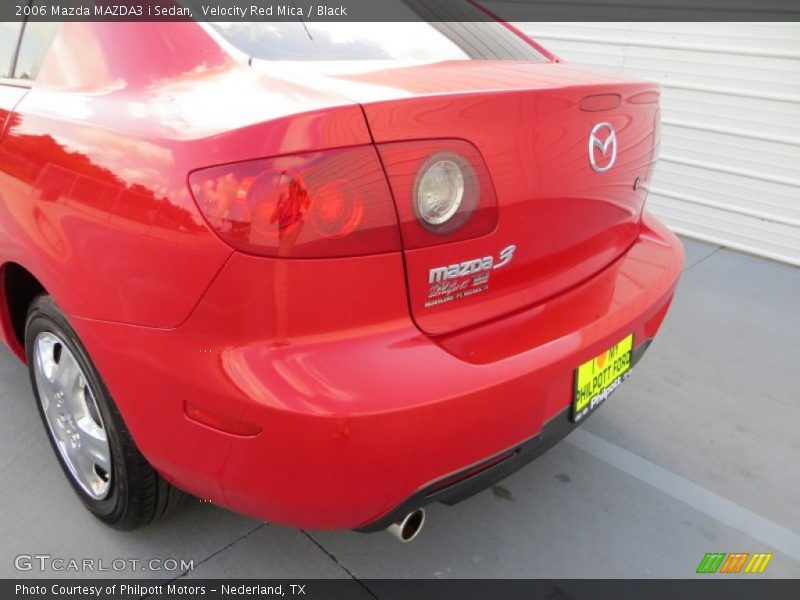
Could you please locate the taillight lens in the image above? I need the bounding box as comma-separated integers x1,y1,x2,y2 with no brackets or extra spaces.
416,154,469,229
378,140,498,249
189,146,401,258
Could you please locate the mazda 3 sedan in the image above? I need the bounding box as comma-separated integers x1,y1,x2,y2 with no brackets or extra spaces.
0,15,683,540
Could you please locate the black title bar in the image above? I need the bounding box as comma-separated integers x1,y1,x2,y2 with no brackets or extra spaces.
6,579,800,600
4,0,800,22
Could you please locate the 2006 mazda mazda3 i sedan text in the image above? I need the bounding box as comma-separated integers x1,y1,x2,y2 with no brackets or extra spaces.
0,12,683,541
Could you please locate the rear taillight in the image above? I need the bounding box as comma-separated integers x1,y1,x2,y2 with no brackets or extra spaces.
189,146,401,258
377,140,498,249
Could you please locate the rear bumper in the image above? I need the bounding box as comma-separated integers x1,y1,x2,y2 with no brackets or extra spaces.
71,212,683,530
358,338,653,532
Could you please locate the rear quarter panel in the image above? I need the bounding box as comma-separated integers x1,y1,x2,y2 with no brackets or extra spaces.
0,22,371,328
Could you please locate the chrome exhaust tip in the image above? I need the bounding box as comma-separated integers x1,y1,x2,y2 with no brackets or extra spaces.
386,509,426,543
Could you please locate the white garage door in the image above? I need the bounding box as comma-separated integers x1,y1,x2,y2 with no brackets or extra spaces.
512,22,800,266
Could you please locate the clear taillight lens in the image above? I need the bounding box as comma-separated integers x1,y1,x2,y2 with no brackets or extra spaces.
378,140,498,249
415,154,468,229
189,146,401,258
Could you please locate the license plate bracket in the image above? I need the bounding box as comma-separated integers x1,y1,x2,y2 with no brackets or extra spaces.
571,334,634,423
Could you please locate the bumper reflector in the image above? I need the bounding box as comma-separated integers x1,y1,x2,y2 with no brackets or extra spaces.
185,401,261,437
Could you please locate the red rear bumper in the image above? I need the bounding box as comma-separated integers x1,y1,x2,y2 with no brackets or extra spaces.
71,212,683,530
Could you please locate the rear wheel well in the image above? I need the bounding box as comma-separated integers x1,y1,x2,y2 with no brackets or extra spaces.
2,263,46,358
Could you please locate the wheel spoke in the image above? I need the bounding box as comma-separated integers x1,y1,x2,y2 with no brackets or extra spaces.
80,428,111,475
35,372,60,413
49,415,70,446
33,345,60,407
54,348,81,400
63,433,86,474
35,334,59,380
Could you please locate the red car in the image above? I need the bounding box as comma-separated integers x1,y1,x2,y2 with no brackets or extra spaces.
0,16,683,541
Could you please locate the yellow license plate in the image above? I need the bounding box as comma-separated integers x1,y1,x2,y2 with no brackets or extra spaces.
572,334,634,423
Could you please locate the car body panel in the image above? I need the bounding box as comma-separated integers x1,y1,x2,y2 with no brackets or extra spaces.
0,22,372,327
0,85,28,135
256,59,659,334
68,213,682,529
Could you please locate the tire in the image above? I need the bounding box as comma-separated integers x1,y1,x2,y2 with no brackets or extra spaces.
25,294,185,529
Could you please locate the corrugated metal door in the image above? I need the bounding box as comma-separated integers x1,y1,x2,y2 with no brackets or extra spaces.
510,22,800,266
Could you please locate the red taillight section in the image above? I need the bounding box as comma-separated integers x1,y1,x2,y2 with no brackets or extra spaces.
377,139,498,249
189,146,401,258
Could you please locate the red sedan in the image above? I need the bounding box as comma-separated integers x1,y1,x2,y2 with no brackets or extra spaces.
0,18,683,541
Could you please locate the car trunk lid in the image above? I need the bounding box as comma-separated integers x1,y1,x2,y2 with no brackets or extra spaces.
257,60,660,335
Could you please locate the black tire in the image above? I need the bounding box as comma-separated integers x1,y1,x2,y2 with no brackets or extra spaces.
25,294,185,529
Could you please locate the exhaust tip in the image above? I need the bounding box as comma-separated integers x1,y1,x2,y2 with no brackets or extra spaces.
387,509,426,543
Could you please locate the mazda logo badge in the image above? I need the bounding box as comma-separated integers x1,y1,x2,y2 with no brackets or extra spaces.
589,122,617,173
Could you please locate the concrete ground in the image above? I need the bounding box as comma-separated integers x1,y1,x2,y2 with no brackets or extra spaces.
1,237,798,581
